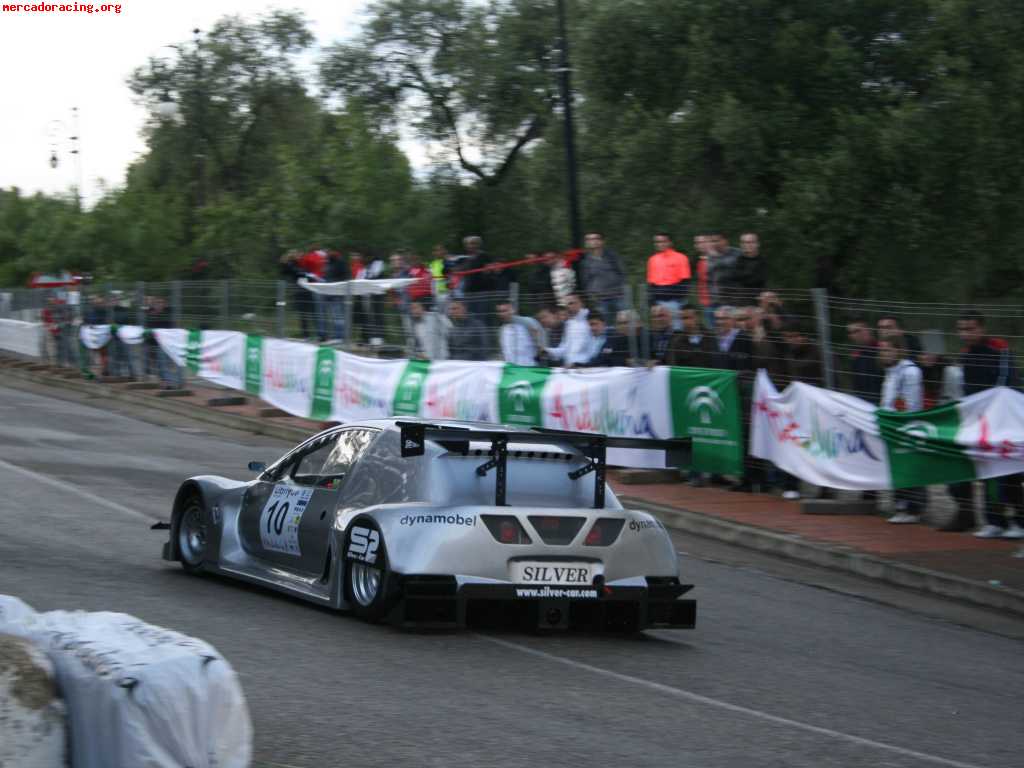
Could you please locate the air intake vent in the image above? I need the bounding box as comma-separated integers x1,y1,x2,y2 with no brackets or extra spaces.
527,516,585,545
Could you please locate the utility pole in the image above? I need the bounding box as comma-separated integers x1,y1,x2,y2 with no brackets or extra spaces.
555,0,581,249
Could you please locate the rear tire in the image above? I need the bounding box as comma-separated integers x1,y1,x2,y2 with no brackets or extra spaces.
344,521,397,622
173,495,208,575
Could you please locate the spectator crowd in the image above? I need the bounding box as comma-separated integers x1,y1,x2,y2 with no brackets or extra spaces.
24,227,1024,542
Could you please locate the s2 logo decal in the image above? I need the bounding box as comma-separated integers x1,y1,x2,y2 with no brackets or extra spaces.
348,526,380,565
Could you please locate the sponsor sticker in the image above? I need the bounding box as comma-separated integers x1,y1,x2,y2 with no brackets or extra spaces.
498,365,551,426
400,513,475,527
628,519,663,533
393,360,430,415
509,561,597,586
347,525,380,564
514,587,599,599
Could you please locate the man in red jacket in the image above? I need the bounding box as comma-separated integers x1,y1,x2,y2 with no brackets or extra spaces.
296,245,328,340
405,252,434,309
298,246,327,281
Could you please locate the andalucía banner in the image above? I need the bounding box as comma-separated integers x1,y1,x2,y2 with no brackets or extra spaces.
149,328,744,473
750,369,1024,490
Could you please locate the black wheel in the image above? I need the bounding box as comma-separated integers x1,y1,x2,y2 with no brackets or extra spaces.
344,520,397,622
172,495,208,575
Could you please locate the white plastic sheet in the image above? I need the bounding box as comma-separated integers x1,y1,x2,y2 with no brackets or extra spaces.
298,276,418,295
0,599,252,768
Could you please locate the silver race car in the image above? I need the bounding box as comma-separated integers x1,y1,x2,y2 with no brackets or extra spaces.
160,419,697,631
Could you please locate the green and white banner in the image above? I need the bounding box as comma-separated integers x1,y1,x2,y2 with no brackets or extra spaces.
152,328,745,473
751,369,1024,489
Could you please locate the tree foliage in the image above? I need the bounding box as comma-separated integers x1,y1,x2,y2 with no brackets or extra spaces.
320,0,565,185
3,0,1024,305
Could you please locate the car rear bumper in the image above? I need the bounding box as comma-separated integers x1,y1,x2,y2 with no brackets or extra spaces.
389,575,696,631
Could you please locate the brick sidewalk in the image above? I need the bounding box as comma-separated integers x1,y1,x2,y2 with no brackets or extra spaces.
609,475,1024,593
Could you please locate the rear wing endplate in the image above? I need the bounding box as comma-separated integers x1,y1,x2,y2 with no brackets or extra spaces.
396,421,691,509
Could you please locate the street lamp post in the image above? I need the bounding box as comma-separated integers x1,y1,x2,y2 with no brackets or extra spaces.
555,0,581,250
46,119,63,170
46,108,83,207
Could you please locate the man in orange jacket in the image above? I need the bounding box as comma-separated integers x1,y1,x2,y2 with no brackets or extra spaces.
646,231,691,328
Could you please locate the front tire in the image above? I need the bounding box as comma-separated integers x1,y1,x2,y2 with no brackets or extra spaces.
173,494,208,575
344,521,397,622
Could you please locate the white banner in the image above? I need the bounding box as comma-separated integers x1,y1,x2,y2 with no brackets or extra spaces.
418,360,504,422
329,351,407,422
543,367,673,440
260,337,318,418
74,326,728,471
197,331,245,391
750,370,890,490
153,328,188,367
542,367,677,468
0,319,44,357
299,277,419,296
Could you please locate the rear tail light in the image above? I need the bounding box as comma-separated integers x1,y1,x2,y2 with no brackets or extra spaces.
499,521,518,543
482,515,532,544
584,518,625,546
527,516,585,545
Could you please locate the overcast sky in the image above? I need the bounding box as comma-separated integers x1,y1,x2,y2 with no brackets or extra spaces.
0,1,371,205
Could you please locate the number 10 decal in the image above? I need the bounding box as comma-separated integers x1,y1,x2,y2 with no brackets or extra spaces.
265,500,290,536
259,486,312,556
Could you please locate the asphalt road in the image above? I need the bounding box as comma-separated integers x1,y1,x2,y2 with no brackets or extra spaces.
1,382,1022,768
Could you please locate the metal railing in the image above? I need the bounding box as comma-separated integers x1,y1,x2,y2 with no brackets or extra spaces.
8,277,1024,516
8,279,1024,387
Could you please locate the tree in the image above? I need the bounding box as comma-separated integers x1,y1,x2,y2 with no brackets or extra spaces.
320,0,569,187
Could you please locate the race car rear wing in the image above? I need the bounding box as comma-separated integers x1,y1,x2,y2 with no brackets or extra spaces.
396,421,691,509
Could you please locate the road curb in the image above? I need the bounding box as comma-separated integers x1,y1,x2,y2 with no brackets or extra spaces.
622,495,1024,618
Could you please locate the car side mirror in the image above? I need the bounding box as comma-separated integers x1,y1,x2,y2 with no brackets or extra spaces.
248,461,267,473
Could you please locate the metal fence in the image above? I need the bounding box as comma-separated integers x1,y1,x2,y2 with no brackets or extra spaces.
7,279,1024,394
7,276,1024,516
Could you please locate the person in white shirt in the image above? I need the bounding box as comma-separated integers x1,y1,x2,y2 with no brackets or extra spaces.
543,294,591,367
409,300,451,361
497,300,546,366
879,336,925,524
